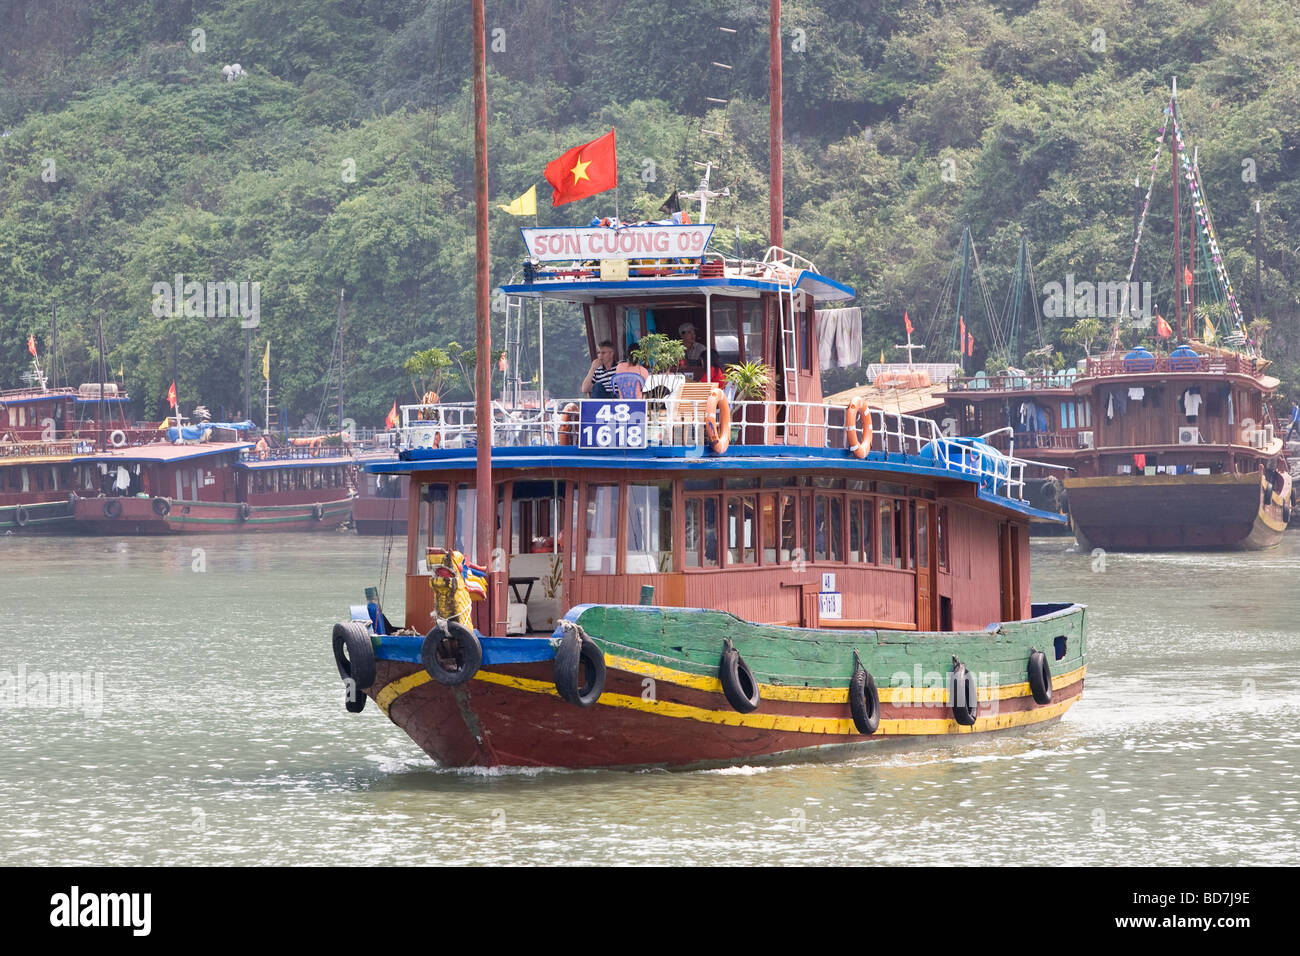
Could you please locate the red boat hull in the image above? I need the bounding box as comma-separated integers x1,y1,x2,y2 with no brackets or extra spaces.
71,495,353,534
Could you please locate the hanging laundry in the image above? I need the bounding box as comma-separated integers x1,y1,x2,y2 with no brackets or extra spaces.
1183,388,1203,418
1107,393,1115,421
835,308,862,367
1227,391,1234,425
1128,387,1145,401
815,311,836,370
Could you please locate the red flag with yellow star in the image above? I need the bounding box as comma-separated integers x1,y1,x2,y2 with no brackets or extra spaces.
545,129,617,207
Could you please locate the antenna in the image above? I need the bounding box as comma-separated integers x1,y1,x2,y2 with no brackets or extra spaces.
681,161,730,224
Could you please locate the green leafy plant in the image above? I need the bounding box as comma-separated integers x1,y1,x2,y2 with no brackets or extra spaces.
630,333,684,373
724,360,773,398
402,347,456,400
1061,318,1103,359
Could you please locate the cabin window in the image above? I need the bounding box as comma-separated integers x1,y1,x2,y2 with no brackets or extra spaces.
726,495,756,565
899,500,913,569
937,507,948,570
799,495,812,562
916,504,929,568
742,301,764,365
778,493,798,562
626,482,673,573
711,301,741,367
454,483,478,562
584,484,619,574
879,499,894,567
813,495,841,562
760,494,778,564
569,485,580,572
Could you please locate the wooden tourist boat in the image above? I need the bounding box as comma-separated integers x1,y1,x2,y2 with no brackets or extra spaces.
944,85,1290,552
68,441,355,534
326,0,1085,770
351,447,408,537
329,240,1087,769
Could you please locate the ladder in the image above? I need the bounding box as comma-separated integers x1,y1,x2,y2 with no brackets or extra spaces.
776,272,799,406
503,295,526,407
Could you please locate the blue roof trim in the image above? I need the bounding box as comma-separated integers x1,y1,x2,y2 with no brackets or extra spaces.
500,270,855,302
367,444,1065,521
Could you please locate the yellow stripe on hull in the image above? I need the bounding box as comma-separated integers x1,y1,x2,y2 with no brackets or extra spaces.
374,659,1086,737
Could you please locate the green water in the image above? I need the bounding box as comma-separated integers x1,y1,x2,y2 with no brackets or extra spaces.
2,531,1298,865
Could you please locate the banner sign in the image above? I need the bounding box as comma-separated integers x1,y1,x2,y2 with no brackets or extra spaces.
523,224,714,262
578,400,647,449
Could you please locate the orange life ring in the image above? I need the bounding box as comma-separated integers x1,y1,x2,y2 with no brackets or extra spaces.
557,403,580,445
846,397,872,459
704,388,730,454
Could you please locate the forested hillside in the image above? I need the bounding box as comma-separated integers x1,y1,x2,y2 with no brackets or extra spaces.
3,0,1299,425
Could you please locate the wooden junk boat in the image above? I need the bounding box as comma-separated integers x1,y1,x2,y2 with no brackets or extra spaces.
329,233,1089,769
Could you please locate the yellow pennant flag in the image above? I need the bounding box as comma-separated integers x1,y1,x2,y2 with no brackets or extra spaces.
262,340,270,381
1203,316,1216,343
880,349,886,364
158,416,170,430
497,184,537,217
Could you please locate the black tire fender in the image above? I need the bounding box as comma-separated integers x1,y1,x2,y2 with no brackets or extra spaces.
848,652,881,735
152,497,171,517
14,504,30,527
1027,648,1053,706
331,620,377,691
719,638,760,713
421,620,482,686
950,659,978,726
103,498,122,519
553,624,606,707
238,502,251,521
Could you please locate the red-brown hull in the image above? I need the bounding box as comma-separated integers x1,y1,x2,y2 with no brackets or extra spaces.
71,495,352,534
369,658,1084,770
351,495,407,536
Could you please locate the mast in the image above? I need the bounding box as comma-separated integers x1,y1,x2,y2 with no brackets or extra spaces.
768,0,783,249
50,304,57,389
1254,199,1261,323
1188,145,1197,330
336,288,345,435
472,0,495,634
96,313,107,452
1171,80,1185,340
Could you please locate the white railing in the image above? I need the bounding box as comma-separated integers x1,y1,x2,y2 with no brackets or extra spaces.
396,398,1028,501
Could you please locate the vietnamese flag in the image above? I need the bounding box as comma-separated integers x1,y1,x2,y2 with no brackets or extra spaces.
544,129,617,207
1155,313,1173,339
1184,265,1194,289
27,333,37,356
167,381,178,409
904,312,914,336
966,332,975,357
384,401,399,430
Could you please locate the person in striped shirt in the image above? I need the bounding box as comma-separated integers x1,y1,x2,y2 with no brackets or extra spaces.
582,341,618,399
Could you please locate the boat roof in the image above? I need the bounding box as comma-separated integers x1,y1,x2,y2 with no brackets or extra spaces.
369,444,1065,524
501,271,855,304
237,454,354,469
71,441,254,464
825,381,948,416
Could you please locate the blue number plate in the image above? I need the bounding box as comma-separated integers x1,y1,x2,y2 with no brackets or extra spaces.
578,400,647,449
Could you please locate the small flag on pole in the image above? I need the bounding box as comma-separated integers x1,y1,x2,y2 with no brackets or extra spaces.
262,341,270,381
27,334,37,357
1203,316,1216,343
1155,313,1173,339
544,129,618,207
384,402,399,430
904,311,914,336
966,333,975,357
1184,265,1194,289
497,185,537,217
167,381,178,409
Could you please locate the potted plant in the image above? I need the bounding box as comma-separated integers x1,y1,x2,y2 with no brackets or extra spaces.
725,360,773,444
631,334,686,442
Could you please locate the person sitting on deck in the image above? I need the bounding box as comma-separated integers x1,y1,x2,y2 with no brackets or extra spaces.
581,341,618,399
678,323,707,369
612,346,650,399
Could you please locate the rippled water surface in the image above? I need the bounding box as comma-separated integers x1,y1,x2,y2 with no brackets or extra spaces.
3,532,1298,865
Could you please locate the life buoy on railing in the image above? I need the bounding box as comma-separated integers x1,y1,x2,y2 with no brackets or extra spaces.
109,429,127,448
846,397,872,459
557,403,580,446
704,387,731,454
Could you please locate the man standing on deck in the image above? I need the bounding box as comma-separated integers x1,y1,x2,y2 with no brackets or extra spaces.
1286,400,1300,443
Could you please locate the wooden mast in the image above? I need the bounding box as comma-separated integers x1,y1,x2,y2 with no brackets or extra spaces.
472,0,495,634
1171,80,1185,340
769,0,783,249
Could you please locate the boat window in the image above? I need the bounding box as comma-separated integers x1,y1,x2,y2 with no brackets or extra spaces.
879,498,894,567
726,495,756,565
742,301,764,364
684,478,721,491
898,500,912,570
917,504,929,569
937,506,948,570
570,483,579,572
799,495,811,564
725,476,759,489
847,479,870,492
779,493,797,562
760,494,778,564
626,482,673,573
849,499,861,561
813,476,844,489
684,498,701,569
702,496,719,567
454,483,477,562
415,483,449,573
830,497,843,562
584,483,619,574
877,482,907,496
711,301,741,367
813,494,844,563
